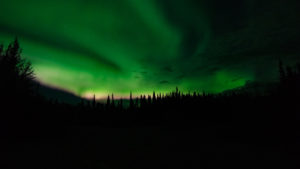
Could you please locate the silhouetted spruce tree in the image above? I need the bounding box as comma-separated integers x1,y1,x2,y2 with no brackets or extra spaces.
142,95,146,107
153,91,156,103
193,92,197,98
140,95,143,107
135,97,139,107
129,92,134,109
175,87,179,98
279,59,286,83
147,95,151,105
111,94,115,108
106,95,111,109
0,38,35,100
92,94,96,108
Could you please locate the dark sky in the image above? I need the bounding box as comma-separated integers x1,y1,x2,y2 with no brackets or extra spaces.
0,0,299,98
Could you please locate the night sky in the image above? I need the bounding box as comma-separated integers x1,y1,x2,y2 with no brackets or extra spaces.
0,0,300,98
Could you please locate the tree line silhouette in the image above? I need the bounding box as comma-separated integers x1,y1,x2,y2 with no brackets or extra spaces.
0,39,299,128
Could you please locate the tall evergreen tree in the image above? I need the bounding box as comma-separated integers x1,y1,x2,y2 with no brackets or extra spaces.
92,94,96,108
0,38,35,98
106,95,111,108
111,94,115,108
279,59,286,83
129,92,134,109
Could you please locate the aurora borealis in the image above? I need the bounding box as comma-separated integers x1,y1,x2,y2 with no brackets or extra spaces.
0,0,300,98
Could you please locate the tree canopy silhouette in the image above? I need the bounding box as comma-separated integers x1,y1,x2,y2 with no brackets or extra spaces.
0,38,35,99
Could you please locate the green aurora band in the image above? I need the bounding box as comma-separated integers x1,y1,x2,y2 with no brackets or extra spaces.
0,0,300,98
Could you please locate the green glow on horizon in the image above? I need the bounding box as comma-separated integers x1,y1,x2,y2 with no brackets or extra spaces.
4,0,294,97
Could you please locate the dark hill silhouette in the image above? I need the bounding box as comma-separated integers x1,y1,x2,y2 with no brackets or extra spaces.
222,81,279,96
35,81,84,105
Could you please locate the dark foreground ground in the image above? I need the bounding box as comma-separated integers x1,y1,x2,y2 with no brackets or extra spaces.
1,86,300,168
1,113,299,169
